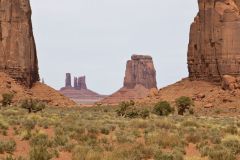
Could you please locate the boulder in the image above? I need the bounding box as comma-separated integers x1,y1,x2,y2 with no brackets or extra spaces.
222,75,237,90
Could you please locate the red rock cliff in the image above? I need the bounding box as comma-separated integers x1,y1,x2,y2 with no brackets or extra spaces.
188,0,240,83
0,0,39,87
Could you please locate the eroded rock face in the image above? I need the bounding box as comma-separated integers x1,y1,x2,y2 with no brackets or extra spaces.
124,55,157,89
0,0,39,87
188,0,240,83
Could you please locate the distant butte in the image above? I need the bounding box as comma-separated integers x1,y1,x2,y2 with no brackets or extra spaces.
60,73,106,104
101,54,158,104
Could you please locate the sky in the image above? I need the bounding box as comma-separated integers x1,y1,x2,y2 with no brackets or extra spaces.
30,0,198,95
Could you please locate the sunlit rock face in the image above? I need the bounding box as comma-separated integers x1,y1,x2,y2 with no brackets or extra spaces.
0,0,39,87
188,0,240,83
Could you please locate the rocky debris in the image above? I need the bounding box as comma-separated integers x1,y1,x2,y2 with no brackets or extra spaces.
188,0,240,83
102,54,157,104
0,72,75,107
124,55,157,89
0,0,39,87
60,73,106,104
65,73,72,88
222,75,240,90
192,93,206,101
204,103,214,109
139,78,240,116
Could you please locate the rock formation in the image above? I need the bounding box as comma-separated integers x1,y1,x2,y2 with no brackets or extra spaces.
60,73,106,104
188,0,240,83
101,54,157,104
74,77,78,88
0,0,39,87
77,76,87,90
65,73,72,88
124,55,157,89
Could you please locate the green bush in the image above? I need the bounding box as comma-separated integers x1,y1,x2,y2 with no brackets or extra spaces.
153,101,174,116
116,101,134,117
1,93,14,107
175,96,194,115
21,99,46,113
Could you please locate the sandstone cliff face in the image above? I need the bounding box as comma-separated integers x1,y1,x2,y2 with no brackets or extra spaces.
124,55,157,89
0,0,39,87
188,0,240,83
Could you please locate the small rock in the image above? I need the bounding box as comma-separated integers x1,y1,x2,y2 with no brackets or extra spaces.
204,103,214,108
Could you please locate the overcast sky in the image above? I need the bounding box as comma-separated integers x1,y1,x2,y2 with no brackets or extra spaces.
30,0,198,95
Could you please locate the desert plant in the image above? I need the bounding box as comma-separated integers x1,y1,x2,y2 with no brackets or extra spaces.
0,140,16,154
21,99,46,113
1,93,14,107
140,109,150,119
153,101,174,116
175,96,194,115
116,101,134,117
29,146,52,160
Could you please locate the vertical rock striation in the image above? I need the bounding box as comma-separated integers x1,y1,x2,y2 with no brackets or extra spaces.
0,0,39,87
124,55,157,89
188,0,240,83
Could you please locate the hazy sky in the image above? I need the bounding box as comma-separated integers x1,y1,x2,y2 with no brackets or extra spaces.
30,0,198,95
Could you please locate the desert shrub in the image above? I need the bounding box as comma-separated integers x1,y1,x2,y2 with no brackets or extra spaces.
175,96,194,115
207,145,235,160
30,133,51,147
116,101,134,117
224,125,238,135
4,156,26,160
1,93,14,107
222,136,240,155
186,131,202,144
21,99,46,113
154,150,184,160
100,127,110,135
146,131,183,148
23,119,37,131
72,145,89,160
0,140,16,154
29,146,52,160
153,101,174,116
116,101,150,119
139,109,150,119
54,134,68,146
